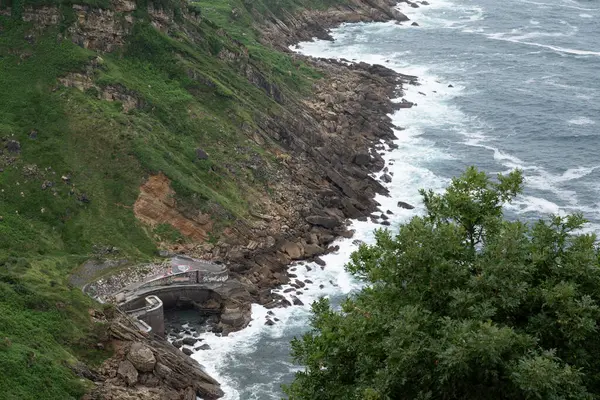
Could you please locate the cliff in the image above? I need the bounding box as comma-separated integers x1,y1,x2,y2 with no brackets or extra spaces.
0,0,416,397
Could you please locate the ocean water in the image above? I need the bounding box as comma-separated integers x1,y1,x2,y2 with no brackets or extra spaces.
193,0,600,398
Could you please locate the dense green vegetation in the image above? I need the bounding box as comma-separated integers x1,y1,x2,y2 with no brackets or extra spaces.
0,0,347,396
286,167,600,399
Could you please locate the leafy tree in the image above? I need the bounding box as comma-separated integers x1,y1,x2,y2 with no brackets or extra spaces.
285,167,600,400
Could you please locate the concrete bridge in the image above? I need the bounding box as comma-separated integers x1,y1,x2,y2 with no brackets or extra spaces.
118,256,250,337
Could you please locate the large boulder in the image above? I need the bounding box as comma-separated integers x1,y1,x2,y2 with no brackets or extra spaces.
280,241,304,260
397,201,415,210
117,360,138,386
303,244,324,257
306,215,341,229
127,342,157,372
182,337,198,346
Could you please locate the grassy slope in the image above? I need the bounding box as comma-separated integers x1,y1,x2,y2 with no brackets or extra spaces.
0,0,350,397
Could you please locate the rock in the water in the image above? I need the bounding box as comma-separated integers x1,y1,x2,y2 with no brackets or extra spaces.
181,347,194,356
381,174,392,183
411,22,420,26
265,319,275,326
182,337,198,346
386,210,394,215
195,344,211,351
314,257,326,266
448,84,454,88
127,342,156,372
397,201,415,210
294,279,306,288
411,2,420,7
291,296,304,306
381,221,391,226
172,339,183,348
117,360,138,386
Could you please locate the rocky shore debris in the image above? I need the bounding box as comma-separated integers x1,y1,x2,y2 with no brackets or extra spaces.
397,201,415,210
83,311,223,400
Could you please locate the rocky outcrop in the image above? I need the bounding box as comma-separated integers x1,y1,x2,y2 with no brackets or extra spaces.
5,0,201,52
84,311,223,400
260,0,412,50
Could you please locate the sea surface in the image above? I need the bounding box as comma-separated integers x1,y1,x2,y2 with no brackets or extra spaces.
194,0,600,398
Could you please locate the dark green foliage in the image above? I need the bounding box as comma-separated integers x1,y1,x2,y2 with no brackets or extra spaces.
286,168,600,399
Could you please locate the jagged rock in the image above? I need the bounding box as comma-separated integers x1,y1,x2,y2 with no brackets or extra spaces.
386,210,393,215
280,241,304,259
353,151,371,166
306,215,341,229
291,296,304,306
314,257,327,267
138,372,160,387
381,174,392,183
182,337,198,346
397,201,415,210
265,319,275,326
117,360,138,386
127,342,156,372
303,244,324,257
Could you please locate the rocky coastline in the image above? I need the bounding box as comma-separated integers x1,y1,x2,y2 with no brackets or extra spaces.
62,0,423,398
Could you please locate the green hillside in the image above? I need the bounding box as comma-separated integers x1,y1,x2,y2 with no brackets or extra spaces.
0,0,344,396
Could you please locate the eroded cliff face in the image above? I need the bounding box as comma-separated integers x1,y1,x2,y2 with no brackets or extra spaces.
133,174,214,242
3,0,200,52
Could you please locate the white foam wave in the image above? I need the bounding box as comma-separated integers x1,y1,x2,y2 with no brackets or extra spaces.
568,116,596,125
395,0,484,28
486,33,600,57
580,13,593,18
518,0,598,11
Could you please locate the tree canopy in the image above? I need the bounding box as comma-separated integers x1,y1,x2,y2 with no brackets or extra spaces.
285,167,600,400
